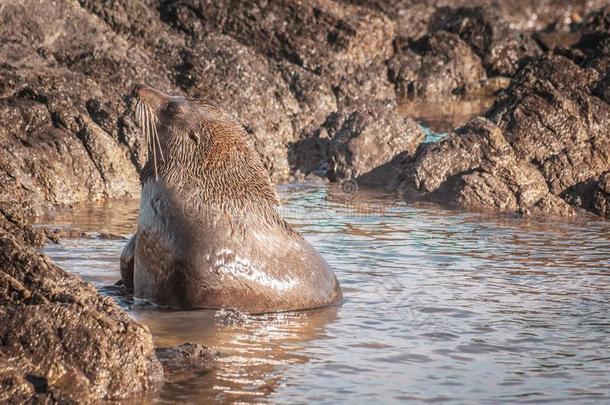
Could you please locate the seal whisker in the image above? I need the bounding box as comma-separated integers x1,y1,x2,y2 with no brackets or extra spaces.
142,103,151,161
146,105,159,180
151,113,165,164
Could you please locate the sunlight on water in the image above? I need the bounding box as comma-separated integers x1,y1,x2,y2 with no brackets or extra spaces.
39,183,610,404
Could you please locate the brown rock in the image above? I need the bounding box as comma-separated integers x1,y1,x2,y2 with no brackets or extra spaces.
0,211,163,403
327,101,425,187
562,171,610,217
388,31,487,100
342,0,608,39
162,0,396,108
428,6,542,76
401,53,610,217
401,117,574,216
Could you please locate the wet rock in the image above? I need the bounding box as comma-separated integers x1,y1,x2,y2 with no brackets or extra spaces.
401,117,574,215
41,227,127,243
388,31,487,99
326,101,424,186
489,56,609,196
291,100,424,187
562,172,610,217
0,203,45,247
0,210,163,402
402,54,610,217
428,6,542,77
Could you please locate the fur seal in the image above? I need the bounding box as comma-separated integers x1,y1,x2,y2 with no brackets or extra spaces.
120,85,342,313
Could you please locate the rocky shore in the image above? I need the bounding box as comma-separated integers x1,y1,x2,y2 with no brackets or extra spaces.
1,0,609,401
0,203,162,402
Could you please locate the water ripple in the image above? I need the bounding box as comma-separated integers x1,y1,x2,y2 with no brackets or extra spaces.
39,183,610,404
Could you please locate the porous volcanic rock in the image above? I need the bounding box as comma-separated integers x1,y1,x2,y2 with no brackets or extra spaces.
291,100,424,187
428,6,542,77
0,206,163,403
401,54,610,217
388,31,488,99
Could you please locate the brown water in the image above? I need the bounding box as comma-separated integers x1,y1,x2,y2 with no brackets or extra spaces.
39,183,610,404
398,98,496,133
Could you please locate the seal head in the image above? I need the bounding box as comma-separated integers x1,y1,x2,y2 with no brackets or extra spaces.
121,85,342,313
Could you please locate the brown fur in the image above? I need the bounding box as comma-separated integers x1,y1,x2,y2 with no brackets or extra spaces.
121,85,342,313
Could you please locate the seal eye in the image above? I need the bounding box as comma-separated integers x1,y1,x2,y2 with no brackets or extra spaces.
165,102,182,116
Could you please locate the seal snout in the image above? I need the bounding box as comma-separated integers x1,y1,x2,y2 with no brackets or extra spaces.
133,84,170,112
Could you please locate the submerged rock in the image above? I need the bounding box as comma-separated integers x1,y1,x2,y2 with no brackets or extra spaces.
0,208,163,403
156,343,217,384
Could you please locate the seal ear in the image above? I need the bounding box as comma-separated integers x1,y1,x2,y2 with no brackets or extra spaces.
188,129,200,144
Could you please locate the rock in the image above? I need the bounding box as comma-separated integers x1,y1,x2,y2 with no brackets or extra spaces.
343,0,608,39
0,0,175,214
0,210,163,403
278,61,338,132
291,100,424,187
401,54,610,217
401,117,574,215
562,171,610,217
428,6,542,77
326,101,425,186
535,28,582,52
388,31,487,99
573,7,610,72
489,56,609,195
162,0,396,108
0,203,46,247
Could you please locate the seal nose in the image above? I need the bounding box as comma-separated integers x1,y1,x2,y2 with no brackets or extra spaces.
134,84,170,111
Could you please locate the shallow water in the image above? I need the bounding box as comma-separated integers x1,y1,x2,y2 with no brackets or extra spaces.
398,98,495,133
39,183,610,404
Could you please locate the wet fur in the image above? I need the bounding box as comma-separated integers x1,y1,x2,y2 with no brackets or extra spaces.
122,86,342,313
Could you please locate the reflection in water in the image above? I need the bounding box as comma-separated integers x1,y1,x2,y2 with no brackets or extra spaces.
136,308,338,404
398,97,495,133
39,183,610,403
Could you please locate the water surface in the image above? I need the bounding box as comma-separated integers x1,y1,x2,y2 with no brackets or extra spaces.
39,184,610,404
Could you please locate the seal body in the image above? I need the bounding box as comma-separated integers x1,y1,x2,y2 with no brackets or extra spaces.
121,85,342,313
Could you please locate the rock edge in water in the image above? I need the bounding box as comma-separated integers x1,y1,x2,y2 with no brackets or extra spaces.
0,204,164,403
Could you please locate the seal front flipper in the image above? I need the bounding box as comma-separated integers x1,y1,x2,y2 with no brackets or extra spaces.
120,234,136,292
